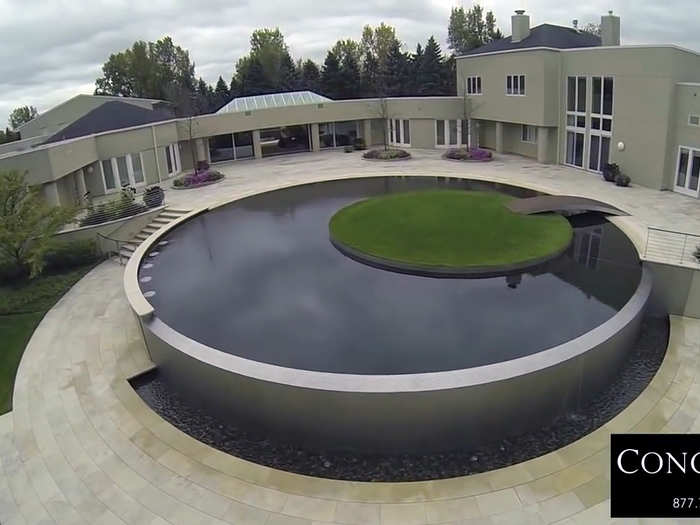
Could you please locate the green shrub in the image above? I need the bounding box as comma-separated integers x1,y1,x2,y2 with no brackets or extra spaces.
43,239,101,273
362,148,411,160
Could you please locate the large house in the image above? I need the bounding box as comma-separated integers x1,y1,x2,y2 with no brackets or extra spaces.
1,9,700,206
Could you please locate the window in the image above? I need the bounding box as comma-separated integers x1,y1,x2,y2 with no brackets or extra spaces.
589,76,614,172
689,114,700,127
165,144,181,175
506,74,525,95
436,120,445,145
388,119,410,146
100,152,147,192
435,119,470,147
521,125,536,143
101,160,115,190
466,76,482,95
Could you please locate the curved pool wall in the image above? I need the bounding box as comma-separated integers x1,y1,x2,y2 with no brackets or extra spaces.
128,177,653,454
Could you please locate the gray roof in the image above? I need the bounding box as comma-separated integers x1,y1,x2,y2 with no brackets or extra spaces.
460,24,601,57
43,101,173,144
217,91,331,114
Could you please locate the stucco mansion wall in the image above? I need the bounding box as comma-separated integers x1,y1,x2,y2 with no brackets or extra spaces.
559,47,700,190
457,50,561,127
669,84,700,186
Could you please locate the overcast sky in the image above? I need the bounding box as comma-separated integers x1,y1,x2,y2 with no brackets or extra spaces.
0,1,696,126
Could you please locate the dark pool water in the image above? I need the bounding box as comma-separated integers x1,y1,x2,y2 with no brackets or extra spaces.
139,176,642,374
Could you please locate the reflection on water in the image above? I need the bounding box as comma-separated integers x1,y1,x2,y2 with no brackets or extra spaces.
140,177,642,375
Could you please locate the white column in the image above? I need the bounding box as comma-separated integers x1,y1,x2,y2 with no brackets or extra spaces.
77,169,87,198
252,130,262,159
363,119,372,146
537,127,550,164
310,123,320,152
495,122,504,153
43,181,61,207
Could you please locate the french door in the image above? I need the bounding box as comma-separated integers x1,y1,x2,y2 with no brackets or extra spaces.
675,146,700,197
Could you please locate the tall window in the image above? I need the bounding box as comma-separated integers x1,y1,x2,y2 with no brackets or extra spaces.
521,125,536,143
165,144,181,175
100,152,147,192
589,76,614,172
435,119,470,147
565,76,587,168
388,119,410,146
466,76,482,95
506,74,525,96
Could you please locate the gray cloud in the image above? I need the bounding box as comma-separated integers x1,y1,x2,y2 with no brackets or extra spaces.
1,0,698,126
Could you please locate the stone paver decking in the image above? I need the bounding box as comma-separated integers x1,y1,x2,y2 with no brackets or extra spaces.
3,150,700,524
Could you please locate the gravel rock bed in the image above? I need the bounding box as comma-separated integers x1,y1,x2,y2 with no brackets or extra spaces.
131,315,668,482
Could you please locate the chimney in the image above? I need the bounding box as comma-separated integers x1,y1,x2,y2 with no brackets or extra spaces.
600,10,620,46
511,10,530,43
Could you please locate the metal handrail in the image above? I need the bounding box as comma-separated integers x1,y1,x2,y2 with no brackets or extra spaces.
66,185,165,230
96,232,133,265
644,226,700,267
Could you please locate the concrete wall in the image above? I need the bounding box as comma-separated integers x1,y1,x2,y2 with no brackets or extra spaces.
54,206,164,253
479,120,497,149
409,119,438,148
503,122,537,158
46,136,98,181
648,262,700,319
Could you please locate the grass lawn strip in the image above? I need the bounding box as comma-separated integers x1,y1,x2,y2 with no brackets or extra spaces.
0,263,97,413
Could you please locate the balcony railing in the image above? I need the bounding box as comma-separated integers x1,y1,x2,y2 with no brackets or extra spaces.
644,226,700,268
65,186,163,230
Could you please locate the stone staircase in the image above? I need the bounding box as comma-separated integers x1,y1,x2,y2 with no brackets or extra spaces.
118,207,191,262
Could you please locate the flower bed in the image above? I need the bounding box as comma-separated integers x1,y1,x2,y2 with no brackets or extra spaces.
362,148,411,161
443,147,493,162
172,169,225,190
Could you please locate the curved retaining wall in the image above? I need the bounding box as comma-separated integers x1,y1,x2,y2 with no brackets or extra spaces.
136,262,652,454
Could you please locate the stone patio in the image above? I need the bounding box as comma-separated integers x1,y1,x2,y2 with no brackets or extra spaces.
2,150,700,524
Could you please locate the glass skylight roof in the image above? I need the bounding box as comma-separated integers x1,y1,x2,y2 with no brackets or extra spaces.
217,91,331,114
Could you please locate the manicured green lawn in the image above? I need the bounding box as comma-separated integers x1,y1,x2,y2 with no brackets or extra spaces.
0,263,97,413
329,190,573,268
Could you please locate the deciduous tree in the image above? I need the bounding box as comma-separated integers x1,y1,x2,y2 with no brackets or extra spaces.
9,106,38,130
0,171,75,278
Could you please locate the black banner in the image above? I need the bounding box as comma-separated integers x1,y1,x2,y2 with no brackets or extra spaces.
611,434,700,517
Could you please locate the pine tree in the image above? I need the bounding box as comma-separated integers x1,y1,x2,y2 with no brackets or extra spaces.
338,53,361,99
360,53,379,97
320,51,343,99
417,37,444,96
408,44,424,96
280,52,299,91
383,42,409,97
300,60,321,92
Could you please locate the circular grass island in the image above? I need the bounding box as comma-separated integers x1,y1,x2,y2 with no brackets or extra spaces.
329,190,573,276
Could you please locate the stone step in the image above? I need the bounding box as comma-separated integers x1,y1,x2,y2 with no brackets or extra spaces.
142,226,159,234
121,243,137,253
118,250,132,261
151,217,171,225
165,207,191,215
134,233,150,241
158,212,182,220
